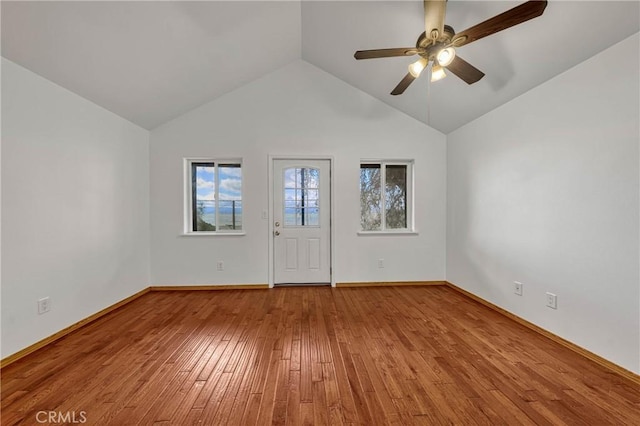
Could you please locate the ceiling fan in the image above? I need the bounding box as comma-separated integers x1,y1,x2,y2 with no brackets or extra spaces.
354,0,548,95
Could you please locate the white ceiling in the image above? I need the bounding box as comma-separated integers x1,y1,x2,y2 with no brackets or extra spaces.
303,0,640,133
1,1,302,129
2,1,639,133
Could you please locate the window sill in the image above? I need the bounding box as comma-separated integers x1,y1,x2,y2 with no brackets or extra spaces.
357,230,419,236
181,232,246,237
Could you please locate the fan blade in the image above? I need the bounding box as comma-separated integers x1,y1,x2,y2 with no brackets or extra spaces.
424,0,447,41
354,48,418,60
390,73,416,95
452,0,548,47
445,56,485,84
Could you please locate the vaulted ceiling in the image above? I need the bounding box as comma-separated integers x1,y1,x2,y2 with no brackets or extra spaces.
3,1,639,133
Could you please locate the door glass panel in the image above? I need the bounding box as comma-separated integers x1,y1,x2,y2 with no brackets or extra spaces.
284,188,296,202
283,167,320,227
305,208,319,226
306,189,319,203
284,168,297,187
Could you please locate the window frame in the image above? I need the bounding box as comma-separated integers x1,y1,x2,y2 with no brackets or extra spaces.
358,159,416,235
183,158,245,236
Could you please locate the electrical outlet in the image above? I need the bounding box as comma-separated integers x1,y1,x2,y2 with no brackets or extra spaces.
37,297,51,314
217,261,224,271
514,281,523,296
546,292,557,309
378,259,384,268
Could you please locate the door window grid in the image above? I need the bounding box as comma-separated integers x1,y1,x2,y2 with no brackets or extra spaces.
283,167,320,227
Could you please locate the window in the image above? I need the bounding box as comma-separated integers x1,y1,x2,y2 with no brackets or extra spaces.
360,161,413,232
186,159,242,234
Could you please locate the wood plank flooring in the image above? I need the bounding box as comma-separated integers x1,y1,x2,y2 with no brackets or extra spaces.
1,286,639,425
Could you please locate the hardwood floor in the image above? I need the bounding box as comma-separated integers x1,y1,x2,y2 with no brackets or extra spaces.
1,286,639,425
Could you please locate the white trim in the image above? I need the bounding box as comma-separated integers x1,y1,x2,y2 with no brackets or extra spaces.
181,232,246,237
360,159,415,233
330,158,336,288
268,155,336,288
267,157,274,288
357,231,419,236
183,158,244,235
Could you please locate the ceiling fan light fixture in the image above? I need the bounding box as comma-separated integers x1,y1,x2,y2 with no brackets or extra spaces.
408,58,428,78
431,65,446,82
436,47,456,67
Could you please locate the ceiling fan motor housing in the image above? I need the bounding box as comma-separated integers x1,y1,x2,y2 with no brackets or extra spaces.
417,24,455,48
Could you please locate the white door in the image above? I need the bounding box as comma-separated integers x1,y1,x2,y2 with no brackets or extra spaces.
273,159,331,284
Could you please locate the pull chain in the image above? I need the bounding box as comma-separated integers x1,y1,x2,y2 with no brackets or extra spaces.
426,61,432,126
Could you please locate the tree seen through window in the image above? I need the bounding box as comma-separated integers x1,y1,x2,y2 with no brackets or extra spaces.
360,162,410,231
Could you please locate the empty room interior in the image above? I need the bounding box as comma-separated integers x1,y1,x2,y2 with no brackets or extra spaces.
1,1,639,424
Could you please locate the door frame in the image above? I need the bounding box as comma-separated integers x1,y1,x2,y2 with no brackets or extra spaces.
268,155,335,288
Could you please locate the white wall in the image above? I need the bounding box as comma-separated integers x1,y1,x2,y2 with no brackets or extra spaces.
150,60,446,285
447,34,640,373
1,59,150,358
0,50,3,359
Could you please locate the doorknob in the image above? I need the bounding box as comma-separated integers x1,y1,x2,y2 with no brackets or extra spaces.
274,230,280,236
275,221,280,227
